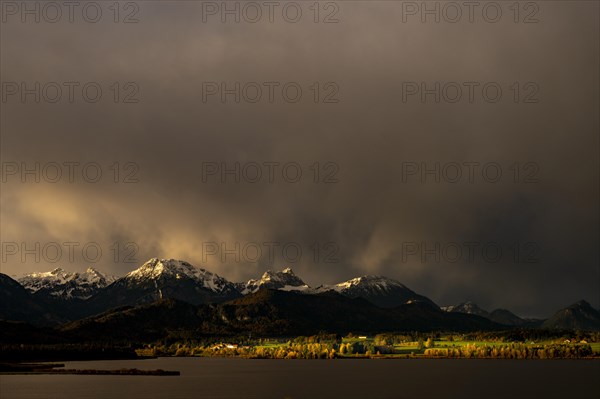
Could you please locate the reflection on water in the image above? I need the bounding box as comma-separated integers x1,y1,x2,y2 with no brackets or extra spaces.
1,357,599,399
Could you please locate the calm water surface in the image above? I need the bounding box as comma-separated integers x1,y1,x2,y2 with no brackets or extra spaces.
1,357,598,399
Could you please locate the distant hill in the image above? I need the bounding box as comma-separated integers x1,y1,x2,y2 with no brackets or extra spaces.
541,300,600,330
488,309,529,327
441,302,544,328
0,273,64,326
62,290,500,342
0,320,67,344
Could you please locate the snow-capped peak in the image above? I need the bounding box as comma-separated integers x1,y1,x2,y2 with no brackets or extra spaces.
329,275,407,293
313,274,438,308
125,258,234,293
442,301,490,317
18,267,116,299
240,267,310,294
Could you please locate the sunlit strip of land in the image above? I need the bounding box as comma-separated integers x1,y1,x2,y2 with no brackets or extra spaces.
136,332,600,359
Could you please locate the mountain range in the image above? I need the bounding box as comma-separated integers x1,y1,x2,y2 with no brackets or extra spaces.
1,258,599,335
441,302,542,327
18,267,116,300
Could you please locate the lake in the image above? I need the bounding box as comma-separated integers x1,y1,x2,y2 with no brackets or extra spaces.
1,357,598,399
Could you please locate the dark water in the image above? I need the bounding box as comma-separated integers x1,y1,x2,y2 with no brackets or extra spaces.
1,357,598,399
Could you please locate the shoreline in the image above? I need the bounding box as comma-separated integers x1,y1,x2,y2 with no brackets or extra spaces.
0,363,179,376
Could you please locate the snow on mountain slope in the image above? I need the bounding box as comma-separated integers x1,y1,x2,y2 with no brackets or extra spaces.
327,275,406,293
18,267,115,300
83,258,241,311
240,268,310,294
125,258,236,293
317,275,438,308
15,259,436,311
441,301,490,318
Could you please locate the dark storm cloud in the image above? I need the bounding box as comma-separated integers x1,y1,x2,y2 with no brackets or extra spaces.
0,1,598,317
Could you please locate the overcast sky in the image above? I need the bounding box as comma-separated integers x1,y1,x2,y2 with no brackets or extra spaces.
1,1,598,317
